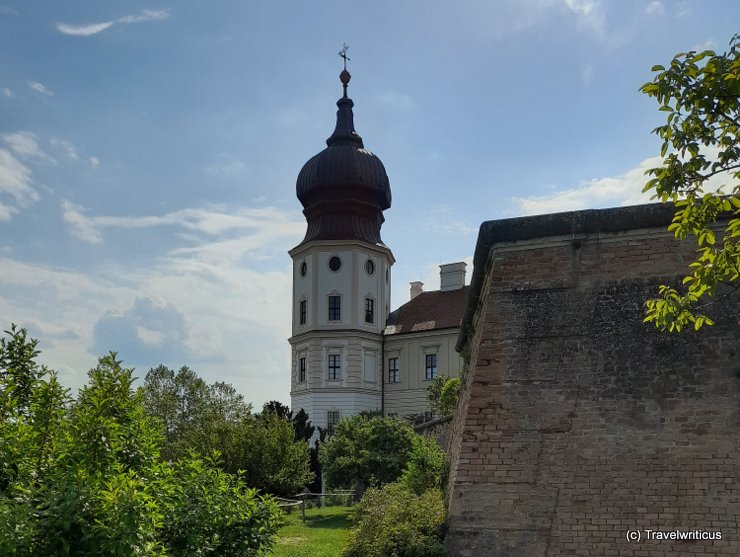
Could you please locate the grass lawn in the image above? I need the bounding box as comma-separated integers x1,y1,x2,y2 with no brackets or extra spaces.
269,505,354,557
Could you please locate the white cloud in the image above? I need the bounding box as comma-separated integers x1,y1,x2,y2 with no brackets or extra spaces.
94,296,191,360
0,257,135,388
645,1,664,14
3,131,43,158
445,0,611,43
136,326,166,346
61,202,304,245
676,2,692,18
509,156,659,216
56,9,171,37
508,149,736,217
0,131,52,219
2,88,12,98
61,200,103,244
423,205,477,236
118,9,171,24
204,155,249,180
56,21,114,37
450,0,559,41
0,203,13,220
692,39,717,52
28,81,53,96
51,138,79,160
0,199,303,404
89,156,100,168
562,0,606,38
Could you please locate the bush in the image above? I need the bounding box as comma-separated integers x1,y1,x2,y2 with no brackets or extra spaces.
426,375,460,416
320,414,416,493
400,435,447,495
341,482,446,557
160,455,283,556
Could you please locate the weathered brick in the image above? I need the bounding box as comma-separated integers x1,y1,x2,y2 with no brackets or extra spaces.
446,212,738,556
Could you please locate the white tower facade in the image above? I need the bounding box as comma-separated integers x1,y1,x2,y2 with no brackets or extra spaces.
289,68,393,436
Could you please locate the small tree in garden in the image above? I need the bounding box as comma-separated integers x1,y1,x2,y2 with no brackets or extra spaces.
319,414,415,495
0,325,282,557
141,366,313,497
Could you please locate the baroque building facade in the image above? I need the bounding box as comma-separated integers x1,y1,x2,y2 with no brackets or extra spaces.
288,70,464,434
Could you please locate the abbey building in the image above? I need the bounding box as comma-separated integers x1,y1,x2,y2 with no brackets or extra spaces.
288,69,464,434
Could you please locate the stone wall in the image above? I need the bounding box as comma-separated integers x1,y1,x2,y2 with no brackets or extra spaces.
446,206,739,556
413,415,453,449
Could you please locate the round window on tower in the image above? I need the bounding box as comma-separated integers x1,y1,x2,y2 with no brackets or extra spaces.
365,259,375,275
300,261,307,277
329,256,342,272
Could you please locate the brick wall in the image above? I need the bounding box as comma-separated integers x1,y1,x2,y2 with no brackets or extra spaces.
447,216,739,556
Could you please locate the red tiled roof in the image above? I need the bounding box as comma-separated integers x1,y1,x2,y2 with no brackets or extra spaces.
385,286,470,335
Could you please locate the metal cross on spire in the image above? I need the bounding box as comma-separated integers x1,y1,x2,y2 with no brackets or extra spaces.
338,43,351,70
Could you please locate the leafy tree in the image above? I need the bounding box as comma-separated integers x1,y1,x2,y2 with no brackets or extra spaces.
40,354,167,556
232,412,314,497
641,34,740,331
0,324,47,415
141,367,313,496
260,400,292,421
427,374,461,416
0,326,282,557
142,365,247,462
0,326,69,556
320,415,415,495
291,408,315,442
289,408,322,490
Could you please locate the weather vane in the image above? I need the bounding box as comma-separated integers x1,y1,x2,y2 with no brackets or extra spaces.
338,43,351,71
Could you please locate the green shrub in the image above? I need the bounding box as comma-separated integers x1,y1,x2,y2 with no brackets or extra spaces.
159,455,283,556
320,415,415,492
341,483,446,557
400,435,447,495
426,375,461,416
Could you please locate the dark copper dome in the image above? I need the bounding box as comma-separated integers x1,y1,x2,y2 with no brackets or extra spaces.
296,72,391,246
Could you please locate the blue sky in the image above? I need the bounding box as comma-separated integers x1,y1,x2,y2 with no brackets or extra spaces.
1,1,737,408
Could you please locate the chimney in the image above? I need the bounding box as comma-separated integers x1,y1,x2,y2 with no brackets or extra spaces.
410,281,424,300
440,262,467,292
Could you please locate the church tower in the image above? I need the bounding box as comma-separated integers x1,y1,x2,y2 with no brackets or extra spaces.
289,64,393,436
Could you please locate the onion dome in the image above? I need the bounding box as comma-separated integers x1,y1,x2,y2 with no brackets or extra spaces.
296,69,391,246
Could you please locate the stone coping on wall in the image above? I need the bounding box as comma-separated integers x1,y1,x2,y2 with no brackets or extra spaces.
457,202,679,354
